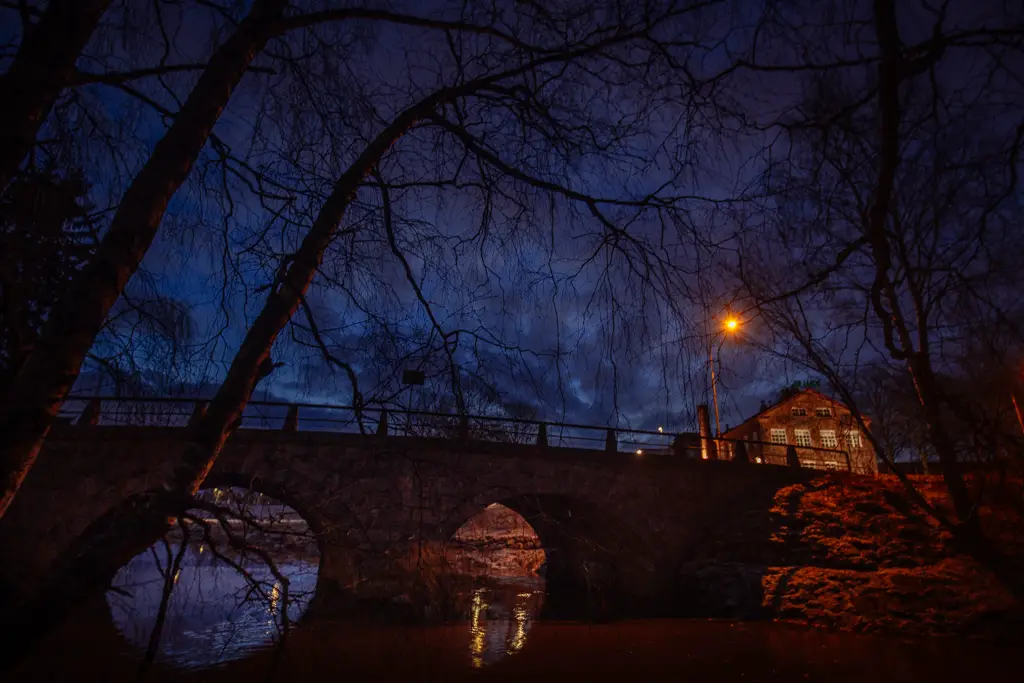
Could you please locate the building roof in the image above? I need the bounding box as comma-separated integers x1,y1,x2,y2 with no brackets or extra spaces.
721,387,871,439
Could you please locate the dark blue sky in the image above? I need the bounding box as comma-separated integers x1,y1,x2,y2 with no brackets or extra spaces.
6,0,857,432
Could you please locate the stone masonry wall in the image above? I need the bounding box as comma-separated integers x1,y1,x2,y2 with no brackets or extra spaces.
0,425,810,618
3,424,1014,636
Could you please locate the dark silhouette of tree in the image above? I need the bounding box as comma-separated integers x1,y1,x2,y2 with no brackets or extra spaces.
0,0,113,193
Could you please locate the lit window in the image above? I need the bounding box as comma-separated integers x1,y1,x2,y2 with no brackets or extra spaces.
847,431,863,449
791,407,807,417
819,430,838,448
815,407,832,417
824,461,840,471
794,429,813,447
770,428,787,445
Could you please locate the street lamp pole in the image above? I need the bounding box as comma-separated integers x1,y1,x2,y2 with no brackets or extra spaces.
707,316,739,438
708,341,722,438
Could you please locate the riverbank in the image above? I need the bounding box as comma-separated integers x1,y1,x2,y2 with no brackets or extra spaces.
678,473,1024,638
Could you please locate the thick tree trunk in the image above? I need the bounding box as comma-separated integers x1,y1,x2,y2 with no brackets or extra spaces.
0,0,289,521
0,490,174,667
0,0,113,193
169,58,553,497
909,363,977,526
174,103,436,498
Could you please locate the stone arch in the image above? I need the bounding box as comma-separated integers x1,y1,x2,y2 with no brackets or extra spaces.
445,492,619,618
40,471,330,611
197,472,329,551
98,478,323,667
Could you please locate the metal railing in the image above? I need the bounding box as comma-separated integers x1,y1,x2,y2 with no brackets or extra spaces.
56,396,857,472
58,395,682,453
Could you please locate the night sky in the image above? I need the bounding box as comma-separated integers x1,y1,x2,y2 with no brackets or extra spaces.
9,0,1017,435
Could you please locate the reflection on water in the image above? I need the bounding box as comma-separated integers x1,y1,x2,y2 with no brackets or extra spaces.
466,581,544,668
107,539,318,668
105,487,319,669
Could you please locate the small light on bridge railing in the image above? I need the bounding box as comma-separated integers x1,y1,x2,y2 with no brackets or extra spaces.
636,449,643,456
658,426,663,433
755,456,763,464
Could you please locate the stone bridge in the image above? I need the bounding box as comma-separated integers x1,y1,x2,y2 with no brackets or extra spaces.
0,424,824,618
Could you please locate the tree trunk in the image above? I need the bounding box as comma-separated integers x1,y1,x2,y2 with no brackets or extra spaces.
170,57,556,498
910,362,977,527
0,0,289,521
173,102,437,499
0,0,113,193
0,490,174,668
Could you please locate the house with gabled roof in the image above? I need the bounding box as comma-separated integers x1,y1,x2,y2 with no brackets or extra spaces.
721,388,878,475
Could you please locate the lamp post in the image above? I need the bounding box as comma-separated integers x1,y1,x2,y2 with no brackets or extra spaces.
708,316,740,438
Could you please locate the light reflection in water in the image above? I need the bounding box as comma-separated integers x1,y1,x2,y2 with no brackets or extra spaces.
469,589,487,669
465,581,544,668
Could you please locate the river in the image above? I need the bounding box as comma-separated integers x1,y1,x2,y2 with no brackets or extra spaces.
9,552,1023,682
7,495,1023,682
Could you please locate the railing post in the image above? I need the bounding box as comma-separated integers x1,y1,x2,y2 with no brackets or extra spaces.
188,400,208,427
78,398,102,426
283,404,299,432
376,408,388,437
786,444,801,468
536,422,548,448
459,414,470,441
844,450,853,473
733,440,749,464
605,428,616,453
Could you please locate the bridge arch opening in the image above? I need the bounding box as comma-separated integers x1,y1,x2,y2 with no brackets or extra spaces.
105,483,320,669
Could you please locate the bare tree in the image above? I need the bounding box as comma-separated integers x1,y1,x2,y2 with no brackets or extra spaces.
730,0,1024,548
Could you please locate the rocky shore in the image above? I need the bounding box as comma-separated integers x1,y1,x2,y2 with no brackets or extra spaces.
677,473,1024,638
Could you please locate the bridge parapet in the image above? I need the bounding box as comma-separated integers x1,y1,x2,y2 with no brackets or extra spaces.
59,396,852,470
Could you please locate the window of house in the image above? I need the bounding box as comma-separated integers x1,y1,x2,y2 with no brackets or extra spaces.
770,428,787,445
794,429,813,447
815,407,832,417
823,461,841,471
819,430,838,448
791,407,807,416
847,431,863,449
